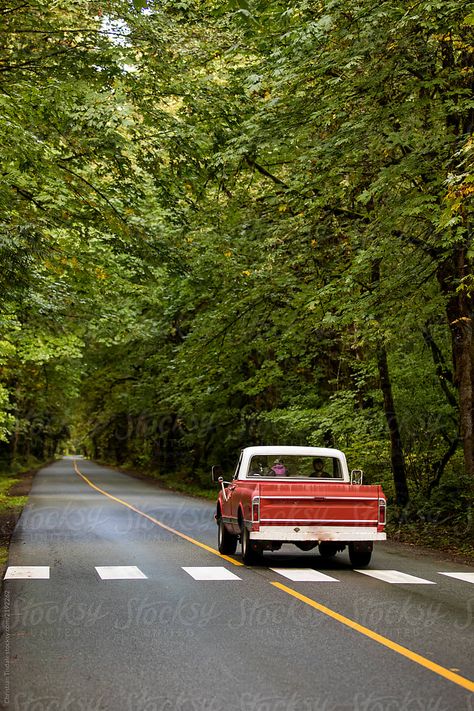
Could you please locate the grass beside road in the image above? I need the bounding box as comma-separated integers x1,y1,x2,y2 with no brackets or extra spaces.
386,520,474,564
0,462,40,570
155,472,216,500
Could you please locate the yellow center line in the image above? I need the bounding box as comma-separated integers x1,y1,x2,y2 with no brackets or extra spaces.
271,581,474,693
73,461,243,566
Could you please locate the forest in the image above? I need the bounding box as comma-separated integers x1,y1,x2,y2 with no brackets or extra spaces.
0,0,473,547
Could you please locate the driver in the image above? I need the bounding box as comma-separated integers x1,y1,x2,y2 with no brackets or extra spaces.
310,458,332,477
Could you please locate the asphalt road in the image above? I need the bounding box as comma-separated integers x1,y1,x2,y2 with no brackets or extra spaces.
1,458,473,711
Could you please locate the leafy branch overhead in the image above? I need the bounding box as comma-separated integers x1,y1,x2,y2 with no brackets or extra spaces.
0,0,472,524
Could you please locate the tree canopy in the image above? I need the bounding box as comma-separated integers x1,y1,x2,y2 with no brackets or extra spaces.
1,0,473,527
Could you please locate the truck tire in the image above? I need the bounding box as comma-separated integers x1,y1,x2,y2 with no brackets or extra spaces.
241,524,262,565
348,542,372,568
217,518,238,555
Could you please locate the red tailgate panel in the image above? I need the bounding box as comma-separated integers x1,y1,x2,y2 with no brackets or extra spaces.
258,483,380,526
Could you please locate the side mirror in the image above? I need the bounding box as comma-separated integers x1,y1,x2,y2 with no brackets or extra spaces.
351,469,364,485
211,465,224,483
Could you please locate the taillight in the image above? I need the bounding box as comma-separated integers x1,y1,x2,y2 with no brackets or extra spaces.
252,497,260,522
379,499,386,524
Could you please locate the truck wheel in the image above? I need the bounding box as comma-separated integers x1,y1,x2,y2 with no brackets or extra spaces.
348,543,372,568
241,524,262,565
217,519,238,555
318,542,338,559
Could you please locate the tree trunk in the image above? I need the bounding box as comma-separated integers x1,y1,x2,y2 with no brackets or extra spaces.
376,344,409,506
371,260,409,506
437,252,474,484
11,421,20,464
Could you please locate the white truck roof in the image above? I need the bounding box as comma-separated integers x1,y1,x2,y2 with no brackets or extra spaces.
242,445,346,458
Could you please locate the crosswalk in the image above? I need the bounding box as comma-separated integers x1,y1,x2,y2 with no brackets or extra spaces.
4,566,50,579
355,569,436,584
182,566,242,581
3,565,474,585
95,566,148,580
439,571,474,584
269,568,338,582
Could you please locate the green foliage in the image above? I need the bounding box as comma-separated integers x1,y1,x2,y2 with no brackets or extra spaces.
1,0,473,537
0,386,14,443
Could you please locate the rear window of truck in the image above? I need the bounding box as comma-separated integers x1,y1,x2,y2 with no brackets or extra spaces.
247,455,343,479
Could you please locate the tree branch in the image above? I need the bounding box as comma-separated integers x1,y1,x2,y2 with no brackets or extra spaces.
11,184,46,211
58,164,128,225
422,324,458,409
427,437,459,497
245,157,289,187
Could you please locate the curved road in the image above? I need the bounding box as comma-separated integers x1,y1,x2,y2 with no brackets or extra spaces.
1,458,473,710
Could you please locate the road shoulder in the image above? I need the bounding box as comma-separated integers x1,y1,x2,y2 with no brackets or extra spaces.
0,465,42,578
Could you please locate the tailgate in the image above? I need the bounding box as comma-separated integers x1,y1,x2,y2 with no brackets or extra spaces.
257,482,381,526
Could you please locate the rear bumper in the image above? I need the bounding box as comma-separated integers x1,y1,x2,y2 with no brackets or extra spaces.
249,525,386,542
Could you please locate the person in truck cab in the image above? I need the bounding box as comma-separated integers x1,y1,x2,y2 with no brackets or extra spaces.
310,458,332,477
269,458,288,476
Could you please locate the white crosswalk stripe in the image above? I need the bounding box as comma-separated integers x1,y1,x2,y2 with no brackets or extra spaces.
4,566,50,580
270,568,339,582
355,569,435,584
182,566,242,581
95,566,147,580
438,572,474,584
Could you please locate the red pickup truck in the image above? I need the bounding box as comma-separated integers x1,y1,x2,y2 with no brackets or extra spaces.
213,446,386,567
